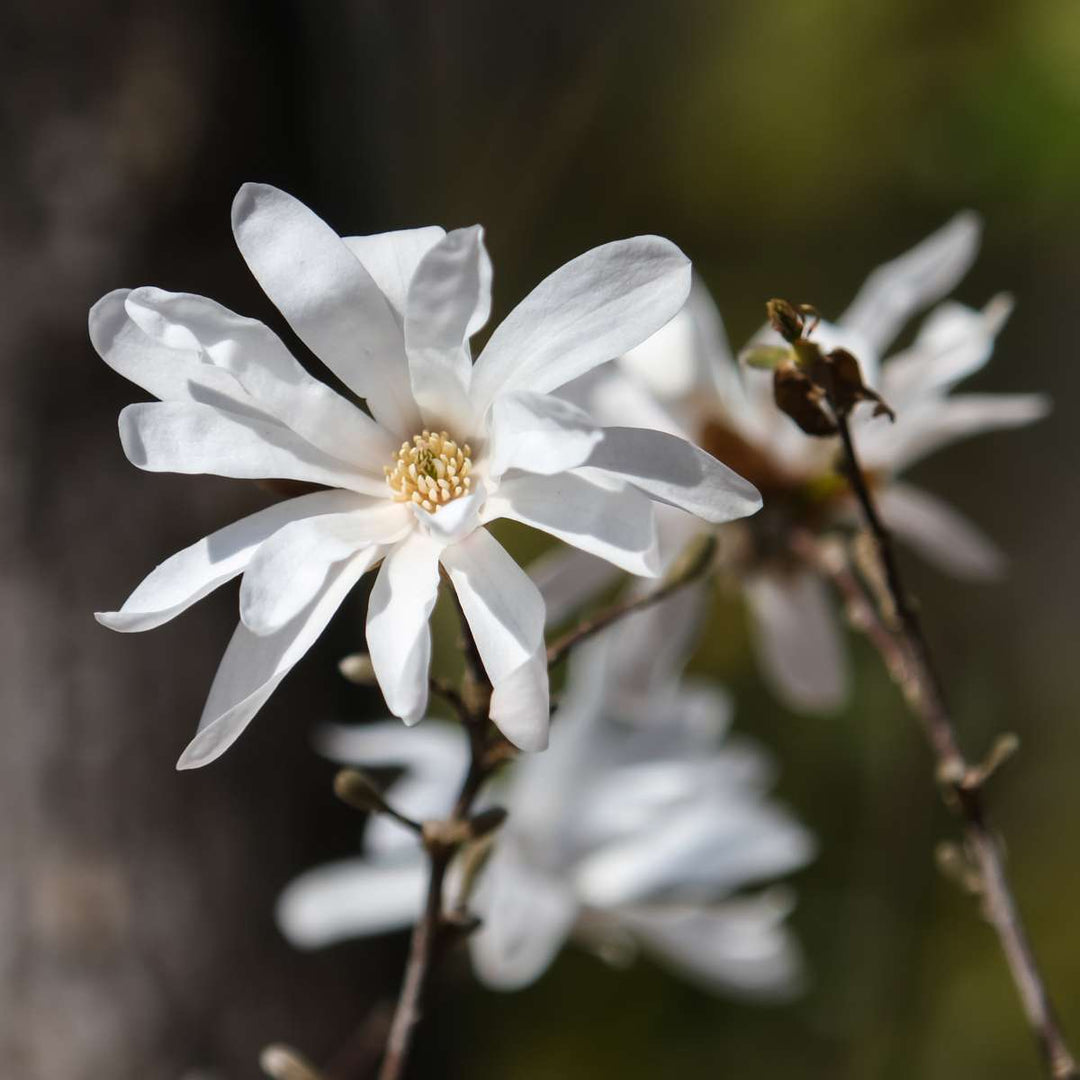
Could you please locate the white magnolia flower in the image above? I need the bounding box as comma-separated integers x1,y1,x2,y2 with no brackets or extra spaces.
91,184,762,767
277,592,814,999
558,214,1049,713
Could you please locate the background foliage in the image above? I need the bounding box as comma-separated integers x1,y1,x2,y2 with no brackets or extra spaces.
2,1,1078,1076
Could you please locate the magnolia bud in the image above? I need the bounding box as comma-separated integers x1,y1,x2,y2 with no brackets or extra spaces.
740,344,791,370
338,653,377,685
467,806,509,840
260,1044,324,1080
333,768,388,814
765,298,805,343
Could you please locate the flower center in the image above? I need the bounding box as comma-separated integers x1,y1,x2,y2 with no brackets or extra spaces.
384,430,473,513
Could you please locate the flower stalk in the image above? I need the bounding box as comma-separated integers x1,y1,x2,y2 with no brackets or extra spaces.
377,604,499,1080
545,533,718,669
800,333,1078,1079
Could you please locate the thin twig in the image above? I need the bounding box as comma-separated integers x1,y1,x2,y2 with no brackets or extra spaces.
377,845,453,1080
546,534,717,669
828,403,1077,1080
379,535,719,1078
376,603,494,1080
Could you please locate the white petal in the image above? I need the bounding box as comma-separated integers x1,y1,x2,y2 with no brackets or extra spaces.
231,183,420,436
315,718,466,774
619,276,743,411
96,489,368,632
488,650,551,753
365,531,442,724
880,295,1012,410
90,289,266,415
857,393,1050,472
125,287,395,469
620,893,805,1000
178,552,375,769
527,544,622,626
276,856,426,948
838,212,982,354
599,581,708,700
686,277,750,412
469,844,578,991
469,236,692,416
568,363,689,438
314,720,469,856
575,799,813,906
876,483,1005,580
582,426,762,524
410,483,486,546
342,226,447,319
619,297,701,399
240,505,406,635
744,571,848,713
484,471,659,577
404,226,490,431
489,391,603,478
118,401,384,495
441,528,549,751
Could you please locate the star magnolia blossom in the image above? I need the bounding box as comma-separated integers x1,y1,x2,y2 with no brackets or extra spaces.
555,213,1049,713
91,184,761,767
277,590,814,998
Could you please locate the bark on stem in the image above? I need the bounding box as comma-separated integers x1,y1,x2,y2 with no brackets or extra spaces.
829,407,1077,1080
546,535,717,669
376,601,492,1080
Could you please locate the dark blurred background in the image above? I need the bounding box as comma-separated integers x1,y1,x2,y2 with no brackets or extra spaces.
2,1,1079,1077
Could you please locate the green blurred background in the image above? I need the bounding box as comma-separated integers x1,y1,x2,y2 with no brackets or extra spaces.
3,1,1079,1077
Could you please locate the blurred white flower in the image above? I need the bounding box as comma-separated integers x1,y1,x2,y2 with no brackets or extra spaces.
560,214,1049,713
91,183,762,767
277,592,814,1000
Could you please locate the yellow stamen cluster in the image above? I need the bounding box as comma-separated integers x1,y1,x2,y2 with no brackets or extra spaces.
385,430,473,513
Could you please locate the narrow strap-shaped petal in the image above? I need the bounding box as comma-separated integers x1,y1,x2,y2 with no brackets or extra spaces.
527,544,621,627
96,489,368,633
314,720,469,857
744,571,848,714
118,401,385,495
469,236,692,417
619,276,745,413
276,855,426,948
404,226,490,431
231,183,421,436
441,528,549,751
365,530,442,724
90,289,268,417
582,426,762,524
468,843,579,991
484,471,659,577
240,504,408,635
574,797,813,907
618,894,805,1000
838,212,982,354
875,482,1005,580
125,287,396,471
177,551,376,769
315,718,466,774
856,392,1050,473
342,226,447,320
569,363,689,438
488,391,603,478
879,295,1013,410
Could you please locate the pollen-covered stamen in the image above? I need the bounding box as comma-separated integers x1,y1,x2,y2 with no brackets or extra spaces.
384,430,473,513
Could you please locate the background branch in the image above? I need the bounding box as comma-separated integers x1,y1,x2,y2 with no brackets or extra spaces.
826,403,1077,1080
546,535,717,669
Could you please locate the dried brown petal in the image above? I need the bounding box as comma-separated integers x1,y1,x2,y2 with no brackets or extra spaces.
766,298,805,344
773,364,838,436
827,348,896,421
